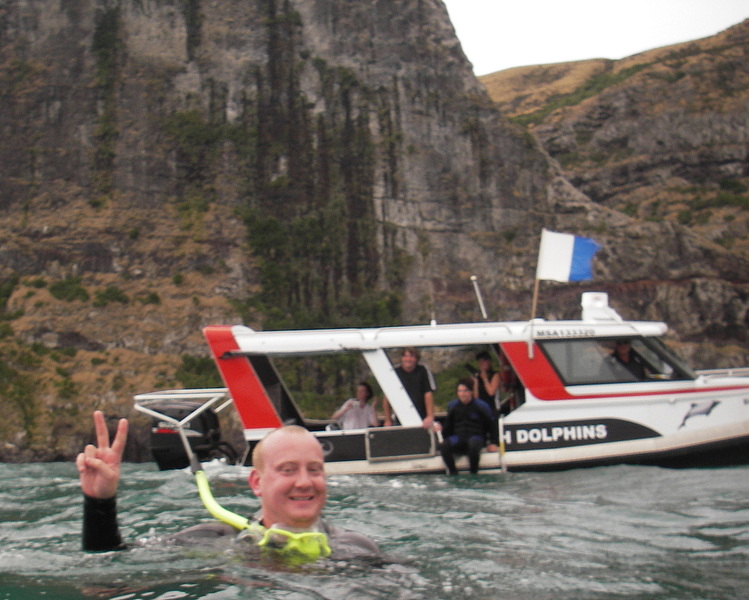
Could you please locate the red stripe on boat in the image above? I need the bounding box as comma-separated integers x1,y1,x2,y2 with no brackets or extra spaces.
203,325,283,430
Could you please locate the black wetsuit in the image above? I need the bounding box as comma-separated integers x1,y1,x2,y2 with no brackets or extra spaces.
440,398,497,475
82,495,381,559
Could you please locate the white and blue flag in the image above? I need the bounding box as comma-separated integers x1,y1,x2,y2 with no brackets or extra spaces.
536,229,601,282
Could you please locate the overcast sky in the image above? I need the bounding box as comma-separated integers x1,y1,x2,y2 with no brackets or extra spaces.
442,0,749,76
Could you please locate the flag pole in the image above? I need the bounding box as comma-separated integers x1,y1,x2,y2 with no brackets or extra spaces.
530,276,540,320
531,229,547,320
470,275,488,320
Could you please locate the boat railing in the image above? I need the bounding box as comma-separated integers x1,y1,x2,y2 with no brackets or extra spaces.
697,368,749,380
134,387,230,401
133,388,234,431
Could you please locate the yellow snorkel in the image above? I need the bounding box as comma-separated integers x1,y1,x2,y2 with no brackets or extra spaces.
191,455,250,530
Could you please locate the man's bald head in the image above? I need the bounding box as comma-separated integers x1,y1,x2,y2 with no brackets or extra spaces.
248,425,327,529
251,425,320,472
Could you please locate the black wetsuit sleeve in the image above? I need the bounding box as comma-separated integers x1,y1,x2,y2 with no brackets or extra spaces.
442,402,455,438
82,495,126,551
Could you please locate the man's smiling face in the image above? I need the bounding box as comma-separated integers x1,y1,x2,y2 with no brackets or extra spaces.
249,428,327,529
400,350,418,372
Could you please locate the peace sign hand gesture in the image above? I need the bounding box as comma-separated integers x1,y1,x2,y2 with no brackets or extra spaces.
76,411,129,499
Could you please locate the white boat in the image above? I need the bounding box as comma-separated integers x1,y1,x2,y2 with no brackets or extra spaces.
135,292,749,474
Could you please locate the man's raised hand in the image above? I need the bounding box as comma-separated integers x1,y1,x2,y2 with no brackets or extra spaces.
76,411,128,499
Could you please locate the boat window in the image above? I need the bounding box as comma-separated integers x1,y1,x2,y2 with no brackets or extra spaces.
539,337,696,386
639,337,697,380
266,342,525,423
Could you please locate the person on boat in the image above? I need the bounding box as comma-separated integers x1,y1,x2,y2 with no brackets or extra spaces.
497,349,522,414
610,339,647,380
77,411,381,560
439,378,498,475
472,351,500,415
382,347,437,429
331,382,379,430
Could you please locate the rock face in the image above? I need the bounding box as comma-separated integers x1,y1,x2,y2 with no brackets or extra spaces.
0,2,747,459
480,20,749,337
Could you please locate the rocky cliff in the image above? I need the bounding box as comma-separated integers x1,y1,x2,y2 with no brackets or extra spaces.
480,20,749,332
1,2,747,460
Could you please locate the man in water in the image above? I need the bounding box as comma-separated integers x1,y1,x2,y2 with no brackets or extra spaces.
77,411,380,559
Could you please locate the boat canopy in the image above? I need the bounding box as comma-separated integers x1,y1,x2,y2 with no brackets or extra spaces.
223,293,667,358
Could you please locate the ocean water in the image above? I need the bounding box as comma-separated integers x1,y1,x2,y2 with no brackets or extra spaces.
1,461,747,600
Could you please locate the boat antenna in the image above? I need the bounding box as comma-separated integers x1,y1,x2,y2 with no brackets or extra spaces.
470,275,488,320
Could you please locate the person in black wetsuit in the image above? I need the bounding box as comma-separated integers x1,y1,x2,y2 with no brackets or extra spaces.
76,411,380,559
439,378,498,475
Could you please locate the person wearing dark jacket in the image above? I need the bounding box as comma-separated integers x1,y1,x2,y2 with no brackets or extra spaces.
439,378,498,475
610,339,647,380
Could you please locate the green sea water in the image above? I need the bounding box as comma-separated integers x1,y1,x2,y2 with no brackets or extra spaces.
1,461,747,599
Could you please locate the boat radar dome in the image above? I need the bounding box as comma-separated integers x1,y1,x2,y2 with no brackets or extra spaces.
581,292,623,322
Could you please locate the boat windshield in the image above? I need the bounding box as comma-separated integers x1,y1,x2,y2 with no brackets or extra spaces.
538,337,697,386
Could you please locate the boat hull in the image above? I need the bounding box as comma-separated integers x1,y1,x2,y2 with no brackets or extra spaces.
241,415,749,474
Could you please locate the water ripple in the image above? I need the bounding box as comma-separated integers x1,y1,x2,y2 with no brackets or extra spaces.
1,463,748,599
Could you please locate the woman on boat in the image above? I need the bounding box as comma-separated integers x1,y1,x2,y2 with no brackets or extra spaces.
331,382,379,429
472,350,500,415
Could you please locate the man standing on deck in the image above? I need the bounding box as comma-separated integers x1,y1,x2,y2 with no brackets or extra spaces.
382,347,437,429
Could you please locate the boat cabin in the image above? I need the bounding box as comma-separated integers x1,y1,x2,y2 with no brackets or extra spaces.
136,292,749,473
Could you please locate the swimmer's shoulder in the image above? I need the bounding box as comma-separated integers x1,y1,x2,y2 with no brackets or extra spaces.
166,521,239,544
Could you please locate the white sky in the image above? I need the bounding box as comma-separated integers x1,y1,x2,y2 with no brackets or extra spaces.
442,0,749,76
